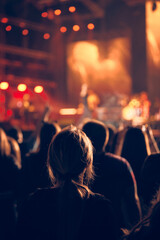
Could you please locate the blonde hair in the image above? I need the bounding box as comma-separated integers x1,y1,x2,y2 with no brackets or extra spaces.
47,125,94,194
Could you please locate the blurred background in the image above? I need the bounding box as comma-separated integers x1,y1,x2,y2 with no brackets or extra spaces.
0,0,160,132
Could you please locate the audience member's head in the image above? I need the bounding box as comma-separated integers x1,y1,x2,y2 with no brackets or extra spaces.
47,125,94,192
39,121,61,152
123,188,160,240
81,119,109,153
0,128,11,157
121,126,150,161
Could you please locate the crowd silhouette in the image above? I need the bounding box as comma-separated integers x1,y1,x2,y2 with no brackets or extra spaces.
0,116,160,240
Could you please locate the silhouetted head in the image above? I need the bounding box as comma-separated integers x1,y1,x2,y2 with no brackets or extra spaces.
121,127,150,161
81,119,109,153
0,128,11,157
39,121,61,152
47,125,94,187
7,126,23,144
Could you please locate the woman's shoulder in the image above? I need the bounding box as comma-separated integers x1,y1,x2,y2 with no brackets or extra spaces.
22,188,59,206
86,192,113,211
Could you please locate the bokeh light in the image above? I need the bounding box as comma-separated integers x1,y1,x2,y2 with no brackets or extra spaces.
41,12,48,18
54,9,61,16
73,25,80,32
34,85,44,93
60,26,67,33
0,82,9,90
1,17,8,23
43,33,50,39
22,29,29,36
87,23,95,30
17,83,27,92
69,6,76,13
6,109,13,117
6,25,12,31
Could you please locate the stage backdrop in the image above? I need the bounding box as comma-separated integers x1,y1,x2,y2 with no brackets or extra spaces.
67,38,131,106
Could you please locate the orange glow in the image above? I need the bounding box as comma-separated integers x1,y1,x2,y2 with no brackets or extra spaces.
87,23,95,30
0,82,9,90
129,98,141,108
69,6,76,13
34,85,44,93
54,9,61,16
1,17,8,23
6,25,12,31
122,106,135,121
43,33,50,39
22,29,29,36
60,26,67,33
17,84,27,92
41,12,48,18
73,25,80,32
59,108,77,115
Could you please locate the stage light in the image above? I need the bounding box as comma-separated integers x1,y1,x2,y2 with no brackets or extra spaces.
0,82,9,90
60,26,67,33
59,108,77,115
43,33,50,39
41,12,48,18
22,29,29,36
24,101,29,108
1,17,8,23
34,86,43,93
73,25,80,32
17,84,27,92
6,25,12,31
6,109,13,117
69,6,76,13
87,23,95,30
54,9,61,16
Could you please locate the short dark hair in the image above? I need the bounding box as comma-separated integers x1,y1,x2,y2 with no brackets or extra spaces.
81,119,109,152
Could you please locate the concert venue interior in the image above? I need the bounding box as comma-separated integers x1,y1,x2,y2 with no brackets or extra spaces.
0,0,160,138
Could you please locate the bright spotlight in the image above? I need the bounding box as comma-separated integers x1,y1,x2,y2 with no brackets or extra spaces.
34,86,44,93
17,84,27,92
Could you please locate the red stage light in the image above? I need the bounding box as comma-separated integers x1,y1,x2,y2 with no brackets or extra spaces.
54,9,61,16
87,23,95,30
69,6,76,13
0,82,9,90
34,86,44,93
1,17,8,23
73,25,80,32
60,26,67,33
22,29,29,36
17,84,27,92
6,109,13,117
41,12,48,18
6,25,12,31
0,95,5,103
43,33,50,39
